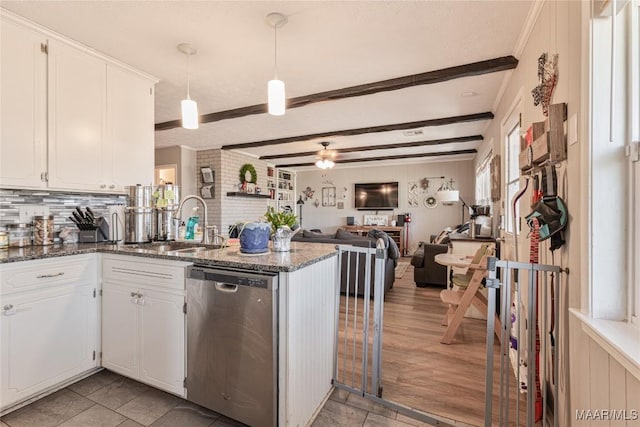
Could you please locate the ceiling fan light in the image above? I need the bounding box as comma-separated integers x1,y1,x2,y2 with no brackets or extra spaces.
315,158,335,169
181,98,199,129
268,79,286,116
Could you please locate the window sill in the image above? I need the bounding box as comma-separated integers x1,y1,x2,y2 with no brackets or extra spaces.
570,308,640,381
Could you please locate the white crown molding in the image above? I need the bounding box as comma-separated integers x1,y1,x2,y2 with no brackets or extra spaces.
1,8,159,83
512,0,546,59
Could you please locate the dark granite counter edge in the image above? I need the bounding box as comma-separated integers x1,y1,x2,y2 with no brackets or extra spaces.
0,246,338,273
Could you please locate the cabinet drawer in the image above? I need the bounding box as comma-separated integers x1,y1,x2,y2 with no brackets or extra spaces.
102,255,187,291
0,254,98,296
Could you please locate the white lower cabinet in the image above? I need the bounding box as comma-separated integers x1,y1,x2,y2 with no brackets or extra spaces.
0,255,99,410
101,255,186,397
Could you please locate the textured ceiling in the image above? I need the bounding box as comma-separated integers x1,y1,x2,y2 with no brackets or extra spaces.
2,1,534,169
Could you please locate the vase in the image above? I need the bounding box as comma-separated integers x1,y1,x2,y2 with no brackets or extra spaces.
272,226,294,252
238,221,270,254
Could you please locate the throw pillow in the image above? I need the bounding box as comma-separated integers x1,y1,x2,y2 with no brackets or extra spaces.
433,227,452,244
303,229,329,239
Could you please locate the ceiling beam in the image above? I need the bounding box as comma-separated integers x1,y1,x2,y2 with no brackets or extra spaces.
155,56,517,131
221,112,493,150
277,149,477,168
259,135,483,160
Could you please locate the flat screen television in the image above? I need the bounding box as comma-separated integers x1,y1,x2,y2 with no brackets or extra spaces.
354,182,399,210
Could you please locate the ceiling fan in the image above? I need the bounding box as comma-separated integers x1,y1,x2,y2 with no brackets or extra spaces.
315,141,337,169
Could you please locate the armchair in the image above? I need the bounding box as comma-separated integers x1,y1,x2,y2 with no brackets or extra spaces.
410,241,449,287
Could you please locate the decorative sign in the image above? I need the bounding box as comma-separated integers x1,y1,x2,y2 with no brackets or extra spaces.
364,215,388,226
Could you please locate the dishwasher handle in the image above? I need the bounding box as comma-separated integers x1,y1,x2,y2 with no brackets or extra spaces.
215,283,238,293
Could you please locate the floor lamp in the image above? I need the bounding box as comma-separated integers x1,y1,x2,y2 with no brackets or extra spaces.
296,196,305,228
436,180,471,225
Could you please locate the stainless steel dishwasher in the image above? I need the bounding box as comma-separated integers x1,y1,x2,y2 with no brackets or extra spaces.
186,265,278,427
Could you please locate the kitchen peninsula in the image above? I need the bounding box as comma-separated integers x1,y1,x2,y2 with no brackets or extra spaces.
0,241,339,427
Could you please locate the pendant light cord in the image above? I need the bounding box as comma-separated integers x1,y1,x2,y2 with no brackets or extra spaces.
186,52,191,100
273,24,278,79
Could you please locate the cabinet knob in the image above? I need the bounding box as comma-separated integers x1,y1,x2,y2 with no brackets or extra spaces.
109,184,116,189
3,304,15,316
100,184,106,189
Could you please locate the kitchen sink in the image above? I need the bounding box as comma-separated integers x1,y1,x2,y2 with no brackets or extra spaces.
121,241,222,255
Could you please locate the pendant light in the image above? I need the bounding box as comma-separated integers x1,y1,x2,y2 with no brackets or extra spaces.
266,12,287,116
315,141,335,169
177,43,199,129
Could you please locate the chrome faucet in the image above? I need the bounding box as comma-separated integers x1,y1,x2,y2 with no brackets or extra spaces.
175,195,210,244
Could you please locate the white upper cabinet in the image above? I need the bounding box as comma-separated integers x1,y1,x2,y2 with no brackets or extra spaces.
0,12,157,193
48,39,107,191
107,65,154,191
0,18,47,188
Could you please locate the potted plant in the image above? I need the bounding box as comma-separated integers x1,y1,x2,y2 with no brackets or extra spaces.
264,206,298,251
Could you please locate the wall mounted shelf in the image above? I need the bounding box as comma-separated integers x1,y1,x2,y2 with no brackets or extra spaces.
226,192,270,199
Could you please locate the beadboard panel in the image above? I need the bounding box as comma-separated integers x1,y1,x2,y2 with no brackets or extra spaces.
571,313,640,427
0,189,125,241
279,256,338,426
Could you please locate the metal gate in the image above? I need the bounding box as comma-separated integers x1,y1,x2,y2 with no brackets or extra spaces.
332,240,451,426
484,257,563,427
332,240,386,398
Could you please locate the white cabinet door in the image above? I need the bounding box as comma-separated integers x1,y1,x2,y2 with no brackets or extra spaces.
47,39,107,191
101,283,139,378
0,284,97,409
0,17,47,189
138,288,185,396
107,65,154,191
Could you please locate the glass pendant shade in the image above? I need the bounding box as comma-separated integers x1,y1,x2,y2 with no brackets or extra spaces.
181,99,199,129
268,79,286,116
315,159,335,169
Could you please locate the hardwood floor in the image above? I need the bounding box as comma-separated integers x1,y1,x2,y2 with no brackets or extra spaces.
336,260,527,427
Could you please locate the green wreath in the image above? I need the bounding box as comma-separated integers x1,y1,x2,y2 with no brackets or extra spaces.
239,163,257,184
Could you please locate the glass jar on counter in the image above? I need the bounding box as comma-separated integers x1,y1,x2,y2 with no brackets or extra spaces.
8,223,32,247
0,229,8,250
33,215,54,245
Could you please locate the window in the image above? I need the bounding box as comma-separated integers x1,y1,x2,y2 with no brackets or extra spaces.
475,153,492,206
631,0,640,325
504,111,521,235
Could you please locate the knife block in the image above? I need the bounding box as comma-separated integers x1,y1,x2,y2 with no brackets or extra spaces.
78,217,110,243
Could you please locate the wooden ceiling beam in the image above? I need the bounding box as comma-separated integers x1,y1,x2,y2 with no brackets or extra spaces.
259,135,483,160
276,149,477,168
155,56,517,131
221,112,493,150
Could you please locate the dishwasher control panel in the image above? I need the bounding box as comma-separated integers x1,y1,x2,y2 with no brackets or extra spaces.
188,266,278,290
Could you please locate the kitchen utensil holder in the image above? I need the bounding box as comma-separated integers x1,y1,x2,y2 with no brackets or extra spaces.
78,217,110,243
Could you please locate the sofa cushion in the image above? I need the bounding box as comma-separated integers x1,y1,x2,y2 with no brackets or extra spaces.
335,228,369,241
303,229,332,239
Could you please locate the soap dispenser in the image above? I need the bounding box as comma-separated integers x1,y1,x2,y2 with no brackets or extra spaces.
185,207,199,240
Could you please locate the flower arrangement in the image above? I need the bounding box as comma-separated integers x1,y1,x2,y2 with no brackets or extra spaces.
264,206,297,235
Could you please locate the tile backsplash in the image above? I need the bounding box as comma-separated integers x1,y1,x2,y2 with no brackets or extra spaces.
0,189,126,241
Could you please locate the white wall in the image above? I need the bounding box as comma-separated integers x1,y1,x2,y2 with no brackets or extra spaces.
477,1,639,424
296,159,475,254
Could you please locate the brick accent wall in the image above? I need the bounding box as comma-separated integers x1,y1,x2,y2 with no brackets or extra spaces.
196,149,270,236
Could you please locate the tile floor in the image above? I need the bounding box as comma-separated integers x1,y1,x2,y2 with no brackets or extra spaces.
1,370,432,427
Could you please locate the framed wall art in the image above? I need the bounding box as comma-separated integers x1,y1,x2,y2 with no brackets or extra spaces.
321,187,336,207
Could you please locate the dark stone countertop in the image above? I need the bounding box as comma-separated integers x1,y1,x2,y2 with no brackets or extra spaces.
0,241,338,273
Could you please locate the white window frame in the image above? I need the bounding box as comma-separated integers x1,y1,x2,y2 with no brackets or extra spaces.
475,152,492,206
630,0,640,326
502,98,522,236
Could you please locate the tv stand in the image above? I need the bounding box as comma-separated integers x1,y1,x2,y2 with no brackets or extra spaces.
340,225,405,256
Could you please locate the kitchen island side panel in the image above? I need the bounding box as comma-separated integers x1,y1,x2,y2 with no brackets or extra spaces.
278,255,338,426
